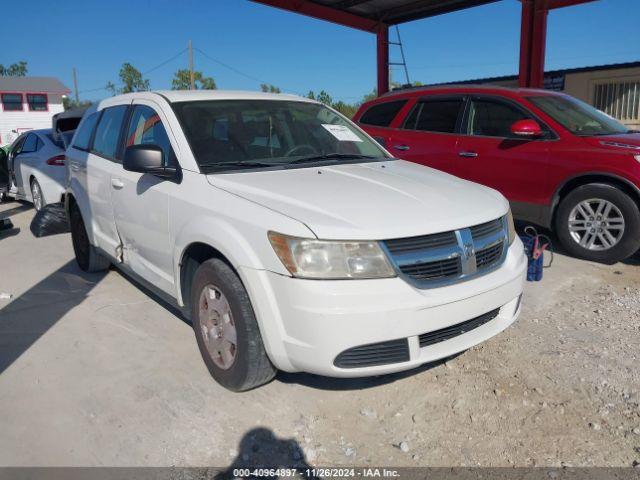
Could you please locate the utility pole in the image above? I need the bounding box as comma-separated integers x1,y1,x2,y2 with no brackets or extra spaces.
72,67,79,103
188,40,195,90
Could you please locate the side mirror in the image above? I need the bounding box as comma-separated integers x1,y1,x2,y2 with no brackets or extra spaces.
123,144,178,180
510,119,543,138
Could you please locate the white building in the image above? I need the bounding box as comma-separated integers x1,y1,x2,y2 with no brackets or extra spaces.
0,76,70,146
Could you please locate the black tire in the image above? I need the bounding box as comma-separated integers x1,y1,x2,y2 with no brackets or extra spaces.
191,258,276,391
555,183,640,264
69,203,111,272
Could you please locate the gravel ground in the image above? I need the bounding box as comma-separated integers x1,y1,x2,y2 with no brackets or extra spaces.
0,201,639,468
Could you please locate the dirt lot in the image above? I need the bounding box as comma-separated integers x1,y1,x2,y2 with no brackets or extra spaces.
0,200,638,468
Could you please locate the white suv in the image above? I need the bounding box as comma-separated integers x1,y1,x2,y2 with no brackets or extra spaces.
65,90,526,391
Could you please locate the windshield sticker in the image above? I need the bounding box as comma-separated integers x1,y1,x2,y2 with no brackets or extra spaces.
321,124,363,142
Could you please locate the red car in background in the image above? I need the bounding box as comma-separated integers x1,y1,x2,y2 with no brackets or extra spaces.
354,86,640,263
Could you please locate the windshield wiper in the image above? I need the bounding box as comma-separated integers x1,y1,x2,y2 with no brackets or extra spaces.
287,153,378,165
200,160,278,170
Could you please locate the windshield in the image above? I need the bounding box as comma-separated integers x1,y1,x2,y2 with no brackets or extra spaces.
528,95,629,136
172,100,389,173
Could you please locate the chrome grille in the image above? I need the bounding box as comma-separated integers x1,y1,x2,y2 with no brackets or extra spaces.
385,231,457,254
470,218,503,239
476,242,504,269
382,216,508,288
399,257,461,281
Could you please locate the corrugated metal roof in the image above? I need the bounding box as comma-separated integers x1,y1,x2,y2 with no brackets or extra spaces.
0,76,70,94
433,60,640,86
306,0,499,24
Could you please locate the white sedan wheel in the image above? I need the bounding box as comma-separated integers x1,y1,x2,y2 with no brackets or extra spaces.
31,179,44,211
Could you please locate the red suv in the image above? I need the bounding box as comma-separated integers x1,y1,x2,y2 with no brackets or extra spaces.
355,86,640,263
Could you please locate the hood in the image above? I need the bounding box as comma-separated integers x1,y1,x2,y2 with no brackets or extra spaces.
583,133,640,152
207,160,508,240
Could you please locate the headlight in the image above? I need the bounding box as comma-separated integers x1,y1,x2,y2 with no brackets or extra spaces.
634,154,640,163
268,232,396,279
507,209,516,245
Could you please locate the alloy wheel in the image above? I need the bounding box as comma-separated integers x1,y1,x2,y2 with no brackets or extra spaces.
568,198,625,251
198,284,237,370
31,181,43,211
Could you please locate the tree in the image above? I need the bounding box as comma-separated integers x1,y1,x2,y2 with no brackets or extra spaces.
171,69,216,90
260,84,281,93
0,61,27,77
105,63,150,95
63,97,93,111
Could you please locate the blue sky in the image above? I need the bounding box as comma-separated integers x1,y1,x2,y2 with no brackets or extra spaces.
3,0,638,103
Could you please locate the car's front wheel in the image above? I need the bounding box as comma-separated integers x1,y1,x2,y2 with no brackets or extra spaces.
190,258,276,391
556,183,640,263
31,178,44,211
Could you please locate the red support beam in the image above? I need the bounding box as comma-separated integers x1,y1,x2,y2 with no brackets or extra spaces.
547,0,597,9
377,24,390,95
251,0,382,32
519,0,596,88
519,0,547,88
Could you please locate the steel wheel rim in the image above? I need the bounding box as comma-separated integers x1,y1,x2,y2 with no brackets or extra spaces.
31,181,42,210
568,198,625,251
198,284,237,370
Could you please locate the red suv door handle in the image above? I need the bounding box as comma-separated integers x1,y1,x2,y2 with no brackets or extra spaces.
459,151,478,158
393,144,410,151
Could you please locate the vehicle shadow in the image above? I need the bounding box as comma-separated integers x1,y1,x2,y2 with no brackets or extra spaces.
0,260,106,375
109,267,191,327
215,427,319,479
0,201,32,220
277,353,460,391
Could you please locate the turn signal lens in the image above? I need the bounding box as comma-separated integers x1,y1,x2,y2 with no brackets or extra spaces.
268,231,396,280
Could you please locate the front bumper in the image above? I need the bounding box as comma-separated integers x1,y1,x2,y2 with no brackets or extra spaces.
240,237,527,377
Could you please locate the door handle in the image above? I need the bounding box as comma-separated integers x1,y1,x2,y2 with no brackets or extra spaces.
111,178,124,189
393,144,410,151
459,151,478,158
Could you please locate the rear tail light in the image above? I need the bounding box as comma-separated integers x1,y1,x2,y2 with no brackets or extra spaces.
46,155,66,166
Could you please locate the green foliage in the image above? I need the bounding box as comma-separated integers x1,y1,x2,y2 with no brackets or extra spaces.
0,61,27,77
106,63,150,95
260,84,281,93
63,97,93,111
172,69,217,90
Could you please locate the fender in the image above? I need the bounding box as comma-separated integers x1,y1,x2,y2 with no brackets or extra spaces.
172,214,294,306
550,171,640,222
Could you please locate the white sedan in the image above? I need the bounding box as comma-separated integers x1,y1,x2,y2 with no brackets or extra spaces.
3,128,69,210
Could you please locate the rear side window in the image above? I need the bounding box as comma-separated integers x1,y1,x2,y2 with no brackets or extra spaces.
403,98,464,133
92,106,128,160
359,100,407,127
73,112,100,151
20,134,41,153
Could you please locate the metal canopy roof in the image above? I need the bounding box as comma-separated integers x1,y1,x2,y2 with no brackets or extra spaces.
309,0,500,25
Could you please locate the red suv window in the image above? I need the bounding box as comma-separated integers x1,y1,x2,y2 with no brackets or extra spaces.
403,97,465,133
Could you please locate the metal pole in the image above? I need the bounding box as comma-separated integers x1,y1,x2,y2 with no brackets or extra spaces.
72,67,79,103
189,40,195,90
